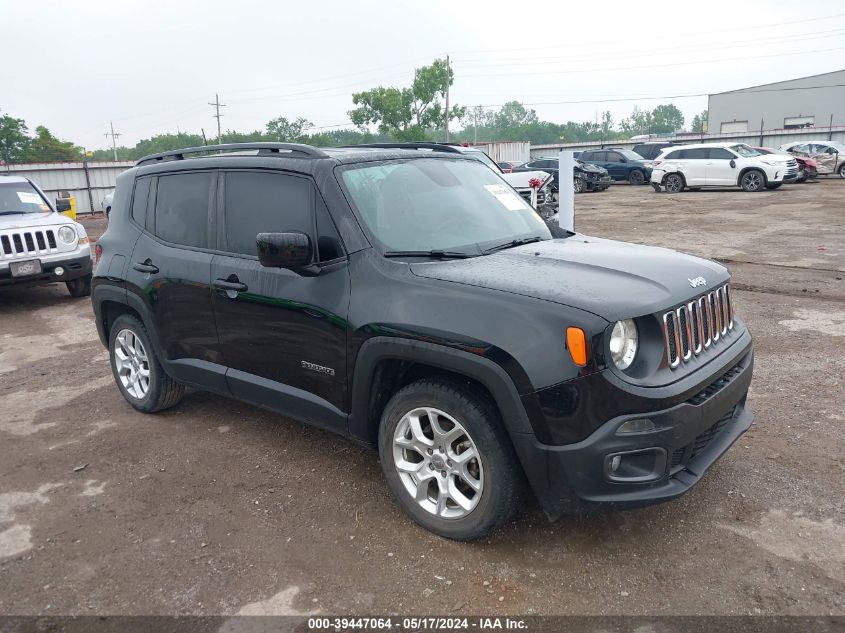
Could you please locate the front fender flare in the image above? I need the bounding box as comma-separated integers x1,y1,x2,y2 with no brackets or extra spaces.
349,337,534,443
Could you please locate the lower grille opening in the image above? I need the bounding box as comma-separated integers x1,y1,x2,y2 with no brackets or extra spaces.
670,406,736,473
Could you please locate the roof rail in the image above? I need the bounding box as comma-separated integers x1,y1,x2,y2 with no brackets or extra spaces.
343,142,465,154
136,142,328,166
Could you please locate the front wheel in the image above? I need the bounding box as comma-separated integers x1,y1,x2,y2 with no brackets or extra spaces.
573,177,585,193
378,378,523,540
740,169,766,192
628,169,645,185
66,273,91,297
839,163,845,179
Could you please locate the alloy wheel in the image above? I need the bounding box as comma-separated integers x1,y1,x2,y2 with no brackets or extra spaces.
573,177,585,193
114,328,151,399
742,171,763,191
665,174,683,193
392,407,484,519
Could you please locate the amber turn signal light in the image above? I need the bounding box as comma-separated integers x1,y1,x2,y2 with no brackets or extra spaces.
566,327,587,367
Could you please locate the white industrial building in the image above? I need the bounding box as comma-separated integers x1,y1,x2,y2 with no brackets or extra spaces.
707,69,845,134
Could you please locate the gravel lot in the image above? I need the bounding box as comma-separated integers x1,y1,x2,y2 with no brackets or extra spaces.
1,180,843,617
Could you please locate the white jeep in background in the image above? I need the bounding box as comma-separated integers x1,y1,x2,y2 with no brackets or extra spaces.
650,142,799,193
0,175,93,296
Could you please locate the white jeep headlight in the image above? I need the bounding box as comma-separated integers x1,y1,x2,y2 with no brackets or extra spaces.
610,319,638,370
58,225,77,244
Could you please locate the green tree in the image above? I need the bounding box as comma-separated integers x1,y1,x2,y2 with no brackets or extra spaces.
650,104,684,134
620,106,653,135
691,109,708,133
24,126,82,162
266,116,312,142
349,59,464,140
0,110,31,164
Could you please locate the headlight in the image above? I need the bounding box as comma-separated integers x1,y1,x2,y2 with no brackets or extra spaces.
58,225,77,244
610,319,638,370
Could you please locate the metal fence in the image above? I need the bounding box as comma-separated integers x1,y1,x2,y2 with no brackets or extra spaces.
529,126,845,158
2,160,134,215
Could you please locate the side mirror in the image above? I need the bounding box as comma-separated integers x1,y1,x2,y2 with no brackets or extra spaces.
257,232,313,271
55,198,71,212
729,160,736,168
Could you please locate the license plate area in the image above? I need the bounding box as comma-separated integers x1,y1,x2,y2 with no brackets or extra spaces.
10,259,42,277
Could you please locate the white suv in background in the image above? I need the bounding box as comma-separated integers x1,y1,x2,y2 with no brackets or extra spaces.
650,143,799,193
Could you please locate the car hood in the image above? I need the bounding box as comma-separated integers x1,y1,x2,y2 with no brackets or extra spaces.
410,235,729,322
501,170,553,189
577,162,608,175
0,211,75,230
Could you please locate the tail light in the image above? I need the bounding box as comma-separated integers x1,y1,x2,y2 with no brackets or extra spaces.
94,243,102,265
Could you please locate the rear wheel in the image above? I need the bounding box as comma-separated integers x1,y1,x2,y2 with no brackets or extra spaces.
839,164,845,179
378,378,522,540
66,273,91,297
628,169,645,185
109,314,184,413
740,169,766,192
664,173,685,193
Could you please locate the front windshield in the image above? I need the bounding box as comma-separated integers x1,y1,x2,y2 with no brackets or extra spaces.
0,183,50,215
340,158,551,254
616,149,644,161
730,144,762,157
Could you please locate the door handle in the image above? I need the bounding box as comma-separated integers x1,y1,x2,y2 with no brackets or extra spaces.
213,277,248,293
132,259,159,274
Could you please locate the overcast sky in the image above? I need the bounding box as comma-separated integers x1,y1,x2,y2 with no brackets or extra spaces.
3,0,844,149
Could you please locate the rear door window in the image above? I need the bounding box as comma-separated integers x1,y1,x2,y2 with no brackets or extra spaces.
685,148,708,159
154,172,214,248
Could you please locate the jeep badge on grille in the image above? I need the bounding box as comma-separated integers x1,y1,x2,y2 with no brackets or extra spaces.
688,276,707,288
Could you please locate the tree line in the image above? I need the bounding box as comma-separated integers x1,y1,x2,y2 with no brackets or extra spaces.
1,59,707,164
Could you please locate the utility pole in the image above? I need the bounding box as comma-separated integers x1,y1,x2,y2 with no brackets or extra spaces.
209,93,225,143
444,55,450,143
474,106,479,144
104,121,121,161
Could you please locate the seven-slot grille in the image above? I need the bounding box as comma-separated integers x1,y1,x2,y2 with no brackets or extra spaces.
662,284,733,368
784,158,799,179
0,228,58,259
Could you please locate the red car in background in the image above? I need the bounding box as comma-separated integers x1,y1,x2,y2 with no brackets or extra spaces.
754,147,817,182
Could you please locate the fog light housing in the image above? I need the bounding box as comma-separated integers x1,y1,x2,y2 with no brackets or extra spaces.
605,448,667,483
54,266,65,277
616,418,656,434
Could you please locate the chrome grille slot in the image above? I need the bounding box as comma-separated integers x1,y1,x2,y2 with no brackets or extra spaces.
662,284,734,369
663,311,680,368
677,305,692,360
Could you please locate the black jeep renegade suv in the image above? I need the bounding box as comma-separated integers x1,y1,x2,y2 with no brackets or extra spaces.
91,143,754,540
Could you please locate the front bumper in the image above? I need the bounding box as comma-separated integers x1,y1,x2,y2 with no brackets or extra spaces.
513,341,754,518
0,248,92,287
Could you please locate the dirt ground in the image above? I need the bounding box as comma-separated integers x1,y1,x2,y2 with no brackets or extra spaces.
1,179,843,618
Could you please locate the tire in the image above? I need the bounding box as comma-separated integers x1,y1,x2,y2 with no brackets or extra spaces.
628,169,645,185
108,314,184,413
378,378,523,541
765,183,782,190
740,169,766,192
573,177,585,193
839,164,845,179
66,273,91,298
664,173,685,193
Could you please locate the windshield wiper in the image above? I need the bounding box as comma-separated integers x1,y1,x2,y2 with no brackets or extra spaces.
0,211,31,216
383,249,474,259
482,236,543,255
